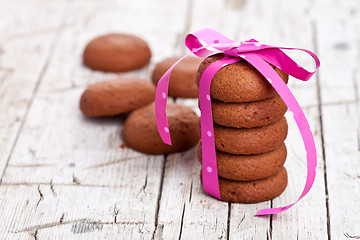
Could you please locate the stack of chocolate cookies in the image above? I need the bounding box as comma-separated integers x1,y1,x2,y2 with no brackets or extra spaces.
197,54,289,203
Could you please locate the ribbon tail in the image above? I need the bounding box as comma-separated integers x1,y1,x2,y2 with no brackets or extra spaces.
155,42,228,145
240,53,317,216
258,47,320,81
155,54,192,145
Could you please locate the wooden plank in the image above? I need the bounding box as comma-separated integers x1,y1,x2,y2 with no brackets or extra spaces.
0,185,157,239
314,1,360,239
321,104,360,240
154,149,229,239
0,0,69,179
249,1,329,239
151,0,233,238
156,1,233,239
228,0,327,239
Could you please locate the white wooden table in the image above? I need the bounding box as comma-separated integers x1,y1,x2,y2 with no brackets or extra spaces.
0,0,359,239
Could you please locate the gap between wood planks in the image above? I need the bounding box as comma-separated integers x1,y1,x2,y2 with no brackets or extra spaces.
0,1,72,184
152,155,167,240
312,19,331,240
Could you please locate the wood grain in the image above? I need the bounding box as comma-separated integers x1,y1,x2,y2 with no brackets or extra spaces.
0,0,359,239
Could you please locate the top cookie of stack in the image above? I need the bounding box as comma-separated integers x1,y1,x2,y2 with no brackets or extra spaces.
197,53,289,129
196,53,289,103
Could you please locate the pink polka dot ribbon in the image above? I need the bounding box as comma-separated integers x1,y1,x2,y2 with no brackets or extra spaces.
155,28,320,216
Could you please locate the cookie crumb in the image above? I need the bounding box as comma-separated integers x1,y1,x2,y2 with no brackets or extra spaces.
119,143,127,149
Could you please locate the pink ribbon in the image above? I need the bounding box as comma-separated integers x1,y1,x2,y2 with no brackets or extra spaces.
155,28,320,216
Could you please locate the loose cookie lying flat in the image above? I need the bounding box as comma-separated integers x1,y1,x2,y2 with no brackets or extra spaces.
83,33,151,72
123,103,200,154
80,77,155,117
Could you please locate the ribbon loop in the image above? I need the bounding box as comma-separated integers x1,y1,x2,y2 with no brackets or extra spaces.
155,28,320,216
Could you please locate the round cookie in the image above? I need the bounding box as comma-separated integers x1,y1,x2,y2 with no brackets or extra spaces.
210,94,287,128
152,56,203,98
196,53,289,102
83,33,151,72
203,166,288,203
198,142,287,181
80,77,155,117
214,116,288,155
123,103,200,154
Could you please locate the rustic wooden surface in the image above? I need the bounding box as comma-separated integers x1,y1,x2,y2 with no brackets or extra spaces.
0,0,359,239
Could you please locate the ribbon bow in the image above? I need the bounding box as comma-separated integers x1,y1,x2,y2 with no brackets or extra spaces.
155,28,320,216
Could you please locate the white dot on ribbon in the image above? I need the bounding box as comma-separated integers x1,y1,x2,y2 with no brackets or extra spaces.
206,94,211,101
207,131,212,137
297,64,301,68
239,55,246,59
207,167,212,173
164,127,169,133
267,78,272,83
254,42,261,47
162,92,166,99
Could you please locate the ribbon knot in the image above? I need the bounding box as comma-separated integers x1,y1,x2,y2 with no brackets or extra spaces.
222,40,266,59
154,28,320,216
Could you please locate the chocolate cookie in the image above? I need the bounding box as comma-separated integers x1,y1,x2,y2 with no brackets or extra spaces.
196,53,289,102
152,56,202,98
123,103,200,154
212,166,288,203
83,33,151,72
214,116,288,155
198,142,287,181
80,77,155,117
210,94,287,128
